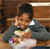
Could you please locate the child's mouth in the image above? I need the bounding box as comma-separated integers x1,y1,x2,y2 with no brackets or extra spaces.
21,26,24,28
20,25,25,29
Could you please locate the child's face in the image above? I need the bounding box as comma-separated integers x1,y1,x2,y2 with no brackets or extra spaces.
18,13,32,29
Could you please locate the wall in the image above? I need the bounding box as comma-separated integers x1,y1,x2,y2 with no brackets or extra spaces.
2,0,50,19
3,0,29,19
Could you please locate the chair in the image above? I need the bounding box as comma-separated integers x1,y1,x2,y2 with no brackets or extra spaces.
0,0,6,34
7,18,50,32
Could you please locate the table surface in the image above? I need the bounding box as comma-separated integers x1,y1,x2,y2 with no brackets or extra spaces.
0,34,50,49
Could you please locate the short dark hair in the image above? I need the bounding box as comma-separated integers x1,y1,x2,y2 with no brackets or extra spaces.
18,3,34,20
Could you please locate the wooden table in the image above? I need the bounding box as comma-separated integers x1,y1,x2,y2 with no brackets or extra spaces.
0,34,50,49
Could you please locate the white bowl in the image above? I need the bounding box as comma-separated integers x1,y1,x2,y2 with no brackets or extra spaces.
23,39,37,48
9,39,37,49
9,41,27,49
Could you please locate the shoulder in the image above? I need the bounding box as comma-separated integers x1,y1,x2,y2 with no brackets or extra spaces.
32,19,43,27
11,22,15,26
32,19,40,24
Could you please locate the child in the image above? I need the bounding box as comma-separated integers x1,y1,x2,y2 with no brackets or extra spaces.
3,3,50,42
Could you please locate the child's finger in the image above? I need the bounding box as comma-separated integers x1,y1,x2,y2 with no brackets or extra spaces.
22,34,30,39
24,32,30,35
22,32,32,39
22,34,28,38
15,16,17,19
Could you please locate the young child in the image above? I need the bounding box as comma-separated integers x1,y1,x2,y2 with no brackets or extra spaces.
3,3,50,42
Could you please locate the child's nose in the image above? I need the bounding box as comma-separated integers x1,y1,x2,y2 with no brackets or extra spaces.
22,21,25,25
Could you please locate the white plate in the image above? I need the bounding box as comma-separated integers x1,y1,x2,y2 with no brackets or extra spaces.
14,31,24,37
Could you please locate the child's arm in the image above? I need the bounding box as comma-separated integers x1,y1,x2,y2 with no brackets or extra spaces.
31,19,50,40
3,24,17,42
3,16,19,42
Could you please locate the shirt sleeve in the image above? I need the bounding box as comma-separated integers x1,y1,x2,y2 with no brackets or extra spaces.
31,19,50,40
3,22,18,42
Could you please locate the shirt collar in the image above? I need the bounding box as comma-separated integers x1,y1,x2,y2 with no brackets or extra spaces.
29,20,35,25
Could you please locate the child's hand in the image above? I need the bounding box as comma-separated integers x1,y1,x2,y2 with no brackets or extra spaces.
14,16,19,26
22,32,32,39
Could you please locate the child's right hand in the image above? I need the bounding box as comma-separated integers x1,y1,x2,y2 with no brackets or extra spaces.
22,32,32,39
14,16,19,26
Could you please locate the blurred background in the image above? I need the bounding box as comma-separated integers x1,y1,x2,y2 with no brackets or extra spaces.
0,0,50,34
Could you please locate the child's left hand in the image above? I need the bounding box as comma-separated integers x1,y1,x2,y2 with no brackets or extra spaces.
22,32,32,39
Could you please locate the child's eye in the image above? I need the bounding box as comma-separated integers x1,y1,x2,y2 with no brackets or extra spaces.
20,19,23,21
25,20,29,22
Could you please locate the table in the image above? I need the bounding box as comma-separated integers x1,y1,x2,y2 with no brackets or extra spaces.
0,34,50,49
